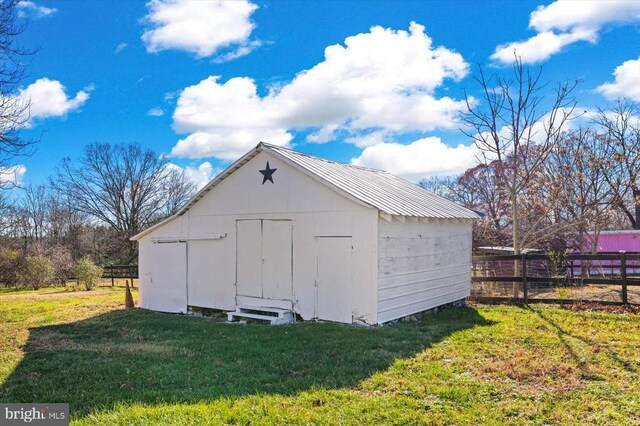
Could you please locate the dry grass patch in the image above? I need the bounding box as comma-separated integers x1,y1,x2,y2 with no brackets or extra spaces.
478,347,583,391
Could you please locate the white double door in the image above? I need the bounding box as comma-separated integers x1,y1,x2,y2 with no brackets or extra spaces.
236,219,293,301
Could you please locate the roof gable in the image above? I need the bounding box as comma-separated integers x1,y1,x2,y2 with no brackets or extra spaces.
132,142,477,240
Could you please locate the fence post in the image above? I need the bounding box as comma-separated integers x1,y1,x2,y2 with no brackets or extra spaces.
570,260,574,277
621,251,628,305
521,252,528,304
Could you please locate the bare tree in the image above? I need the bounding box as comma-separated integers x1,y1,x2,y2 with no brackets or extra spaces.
0,188,11,233
47,190,90,257
459,163,510,232
51,143,195,261
18,184,48,242
0,0,33,168
161,167,197,218
420,166,509,230
462,55,578,260
0,0,34,254
420,165,513,250
540,127,610,252
593,99,640,229
418,176,461,200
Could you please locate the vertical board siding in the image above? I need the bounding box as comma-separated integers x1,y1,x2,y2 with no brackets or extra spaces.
377,219,472,323
141,151,379,324
188,239,235,311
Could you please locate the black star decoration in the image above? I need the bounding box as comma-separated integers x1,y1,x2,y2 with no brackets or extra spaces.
259,161,277,185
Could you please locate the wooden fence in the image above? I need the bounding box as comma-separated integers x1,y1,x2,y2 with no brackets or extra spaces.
68,264,138,287
102,264,138,287
471,252,640,305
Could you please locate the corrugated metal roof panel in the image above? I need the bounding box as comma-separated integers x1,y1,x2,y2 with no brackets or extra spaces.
262,143,478,219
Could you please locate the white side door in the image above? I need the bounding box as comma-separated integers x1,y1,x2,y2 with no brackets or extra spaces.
149,242,187,313
262,220,293,300
316,237,353,323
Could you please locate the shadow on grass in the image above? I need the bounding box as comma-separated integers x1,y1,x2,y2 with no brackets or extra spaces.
527,305,637,374
1,306,491,418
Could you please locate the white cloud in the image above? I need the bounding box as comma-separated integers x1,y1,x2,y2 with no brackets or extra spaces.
529,0,640,32
168,161,218,190
115,42,128,54
170,23,469,160
163,90,179,102
351,137,480,181
597,57,640,102
307,124,340,144
148,107,164,117
492,0,640,64
18,78,90,126
170,76,292,160
0,165,26,188
273,22,468,131
141,0,259,59
211,40,262,64
184,162,218,189
492,28,596,65
17,1,56,19
344,131,389,148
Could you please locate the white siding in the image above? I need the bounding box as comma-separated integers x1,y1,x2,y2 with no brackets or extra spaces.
138,217,188,310
139,151,379,324
377,218,472,323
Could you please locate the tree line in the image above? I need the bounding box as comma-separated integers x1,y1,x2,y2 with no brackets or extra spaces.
0,143,196,284
421,58,640,255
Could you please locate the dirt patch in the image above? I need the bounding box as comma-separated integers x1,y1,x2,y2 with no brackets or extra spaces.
474,347,586,393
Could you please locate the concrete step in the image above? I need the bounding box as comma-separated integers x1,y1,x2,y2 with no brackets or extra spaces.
236,304,291,318
227,307,294,325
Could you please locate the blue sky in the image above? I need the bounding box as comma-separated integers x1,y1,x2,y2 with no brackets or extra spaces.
6,0,640,188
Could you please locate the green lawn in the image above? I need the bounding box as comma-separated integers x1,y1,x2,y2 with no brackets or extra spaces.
1,288,639,425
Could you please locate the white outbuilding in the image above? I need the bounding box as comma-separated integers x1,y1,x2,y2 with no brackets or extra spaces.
132,142,478,325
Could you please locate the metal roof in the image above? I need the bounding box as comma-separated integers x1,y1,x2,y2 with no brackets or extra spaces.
265,143,478,219
132,142,477,240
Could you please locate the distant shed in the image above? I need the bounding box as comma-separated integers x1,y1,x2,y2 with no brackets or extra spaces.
579,230,640,253
132,142,478,325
